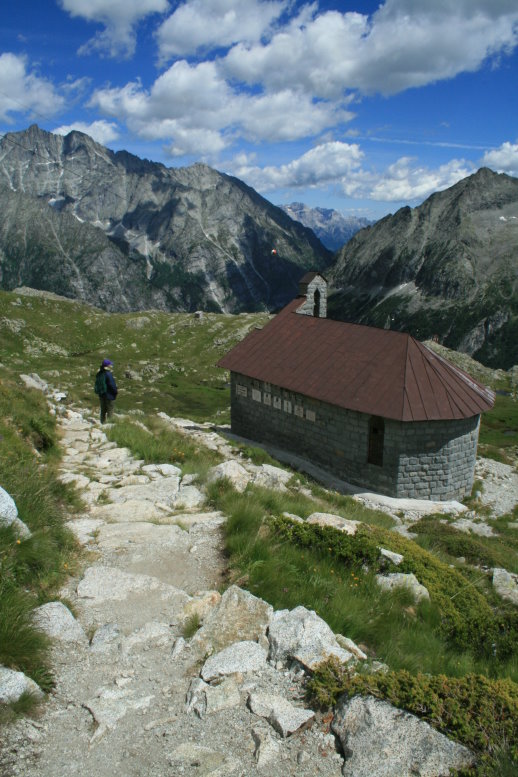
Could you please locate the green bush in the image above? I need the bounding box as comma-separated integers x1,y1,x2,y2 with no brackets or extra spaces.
308,659,518,776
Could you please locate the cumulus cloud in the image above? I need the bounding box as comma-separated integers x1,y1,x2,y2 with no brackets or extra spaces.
59,0,169,58
0,53,64,122
227,145,474,203
53,120,120,145
89,60,350,155
482,141,518,176
341,157,475,201
157,0,287,60
227,141,364,191
222,1,518,98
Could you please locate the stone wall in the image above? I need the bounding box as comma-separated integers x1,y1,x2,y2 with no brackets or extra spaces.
296,275,327,318
229,372,480,500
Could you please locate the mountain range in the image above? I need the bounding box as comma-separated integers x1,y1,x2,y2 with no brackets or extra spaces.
280,203,373,251
0,125,331,314
328,168,518,369
0,126,516,368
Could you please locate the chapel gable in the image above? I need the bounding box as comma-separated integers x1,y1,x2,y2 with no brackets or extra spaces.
296,272,327,318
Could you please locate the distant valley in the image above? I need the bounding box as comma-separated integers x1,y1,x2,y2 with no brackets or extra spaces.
280,203,373,251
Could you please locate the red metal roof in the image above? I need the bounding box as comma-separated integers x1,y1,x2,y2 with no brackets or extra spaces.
217,298,495,422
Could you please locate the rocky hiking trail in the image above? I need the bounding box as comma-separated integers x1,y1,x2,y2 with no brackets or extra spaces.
2,401,506,777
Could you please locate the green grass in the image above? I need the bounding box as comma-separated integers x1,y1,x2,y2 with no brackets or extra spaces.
0,376,79,700
105,415,222,480
478,394,518,465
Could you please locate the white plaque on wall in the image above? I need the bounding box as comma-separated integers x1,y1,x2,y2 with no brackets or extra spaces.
283,400,292,414
294,405,304,418
236,385,247,397
263,393,271,406
252,388,262,402
306,409,316,422
273,396,282,410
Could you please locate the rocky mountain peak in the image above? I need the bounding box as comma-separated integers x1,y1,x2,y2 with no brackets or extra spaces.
329,167,518,368
0,126,331,314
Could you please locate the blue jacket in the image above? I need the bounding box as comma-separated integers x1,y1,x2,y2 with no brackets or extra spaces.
103,369,118,401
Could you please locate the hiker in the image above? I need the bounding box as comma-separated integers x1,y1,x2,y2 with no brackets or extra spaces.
94,358,118,424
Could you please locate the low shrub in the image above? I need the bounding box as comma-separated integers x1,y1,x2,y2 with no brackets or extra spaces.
308,658,518,776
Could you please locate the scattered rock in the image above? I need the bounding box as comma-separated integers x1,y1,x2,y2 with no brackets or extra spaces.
252,726,281,766
332,695,475,777
84,687,155,744
307,512,360,534
191,585,272,656
268,605,356,670
492,568,518,605
0,486,31,539
248,692,315,737
186,676,241,718
376,573,430,603
0,667,44,704
90,622,122,653
453,518,494,537
379,548,404,566
206,460,251,492
201,641,268,681
19,373,48,392
32,602,88,645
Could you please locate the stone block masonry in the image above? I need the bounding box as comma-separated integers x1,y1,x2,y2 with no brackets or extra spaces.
229,373,480,501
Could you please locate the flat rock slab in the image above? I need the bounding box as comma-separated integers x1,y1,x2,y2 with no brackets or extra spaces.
84,686,155,744
201,640,267,681
332,695,475,777
88,500,172,524
66,517,105,545
77,566,188,605
105,476,181,505
168,743,240,776
96,521,188,551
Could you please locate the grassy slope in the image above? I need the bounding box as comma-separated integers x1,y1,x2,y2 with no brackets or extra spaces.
1,288,518,773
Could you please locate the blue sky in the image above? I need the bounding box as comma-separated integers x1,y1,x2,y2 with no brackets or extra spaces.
1,0,518,219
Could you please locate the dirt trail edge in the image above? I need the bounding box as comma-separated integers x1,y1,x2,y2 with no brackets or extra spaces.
2,407,344,777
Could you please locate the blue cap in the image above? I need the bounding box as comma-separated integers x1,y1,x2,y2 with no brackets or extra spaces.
102,359,113,367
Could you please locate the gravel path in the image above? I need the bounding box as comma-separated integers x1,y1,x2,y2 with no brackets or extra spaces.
1,408,343,777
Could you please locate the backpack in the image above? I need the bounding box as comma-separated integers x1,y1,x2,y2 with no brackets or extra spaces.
94,370,107,396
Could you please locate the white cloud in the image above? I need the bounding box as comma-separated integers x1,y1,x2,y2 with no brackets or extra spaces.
0,53,64,122
156,0,287,60
89,60,351,154
341,157,475,201
227,141,364,191
482,141,518,176
59,0,169,58
226,145,474,203
222,1,518,98
53,120,120,145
